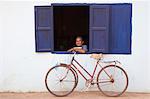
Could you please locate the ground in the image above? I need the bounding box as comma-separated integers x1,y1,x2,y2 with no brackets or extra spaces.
0,92,150,99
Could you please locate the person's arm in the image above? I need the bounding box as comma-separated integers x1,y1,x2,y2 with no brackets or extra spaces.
68,47,85,53
67,48,74,52
68,45,87,53
74,45,88,53
73,48,86,53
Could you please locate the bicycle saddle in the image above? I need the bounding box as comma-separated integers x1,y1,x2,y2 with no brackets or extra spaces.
90,53,103,60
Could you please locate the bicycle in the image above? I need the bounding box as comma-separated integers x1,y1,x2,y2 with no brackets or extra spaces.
45,52,128,97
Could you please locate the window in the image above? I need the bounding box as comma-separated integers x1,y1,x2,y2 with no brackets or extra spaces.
35,3,132,54
54,6,89,51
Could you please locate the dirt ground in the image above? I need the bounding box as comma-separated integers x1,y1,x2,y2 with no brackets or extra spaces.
0,92,150,99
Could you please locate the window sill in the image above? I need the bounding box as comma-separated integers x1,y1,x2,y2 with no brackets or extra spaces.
51,51,91,54
51,51,131,54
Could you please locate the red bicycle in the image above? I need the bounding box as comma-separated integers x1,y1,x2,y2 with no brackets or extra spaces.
45,52,128,97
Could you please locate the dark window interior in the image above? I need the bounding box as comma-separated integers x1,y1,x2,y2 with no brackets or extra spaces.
54,6,89,51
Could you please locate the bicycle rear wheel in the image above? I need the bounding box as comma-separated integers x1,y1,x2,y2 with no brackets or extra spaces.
97,65,128,97
45,65,77,97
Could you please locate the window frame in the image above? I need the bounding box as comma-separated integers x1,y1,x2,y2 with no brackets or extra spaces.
35,3,132,54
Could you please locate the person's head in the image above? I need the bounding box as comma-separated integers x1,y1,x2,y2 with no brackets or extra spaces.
75,36,84,46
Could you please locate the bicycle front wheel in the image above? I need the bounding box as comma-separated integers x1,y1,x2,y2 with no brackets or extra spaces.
97,65,128,97
45,65,77,97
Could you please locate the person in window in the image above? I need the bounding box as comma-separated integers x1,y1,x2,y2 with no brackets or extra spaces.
68,36,87,53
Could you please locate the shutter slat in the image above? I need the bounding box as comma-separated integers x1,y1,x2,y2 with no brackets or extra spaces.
37,27,51,30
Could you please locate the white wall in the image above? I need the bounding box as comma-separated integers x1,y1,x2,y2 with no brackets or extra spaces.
0,2,3,90
0,0,150,92
147,1,150,93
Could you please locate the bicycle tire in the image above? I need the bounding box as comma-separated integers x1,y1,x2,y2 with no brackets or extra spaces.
45,65,78,97
97,65,128,97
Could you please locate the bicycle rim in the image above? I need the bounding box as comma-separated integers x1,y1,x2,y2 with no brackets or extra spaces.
97,65,128,97
45,65,77,97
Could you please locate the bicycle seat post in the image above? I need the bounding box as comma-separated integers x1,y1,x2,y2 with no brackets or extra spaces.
70,51,76,64
73,51,77,57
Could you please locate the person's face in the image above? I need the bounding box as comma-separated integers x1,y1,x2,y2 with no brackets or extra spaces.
76,38,84,46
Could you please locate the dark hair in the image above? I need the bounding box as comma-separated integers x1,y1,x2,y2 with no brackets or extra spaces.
76,36,83,41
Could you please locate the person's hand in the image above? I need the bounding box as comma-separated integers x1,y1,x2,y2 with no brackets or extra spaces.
73,47,82,50
67,48,74,52
73,47,86,53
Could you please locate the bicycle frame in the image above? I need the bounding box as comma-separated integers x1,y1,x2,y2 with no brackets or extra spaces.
70,55,100,81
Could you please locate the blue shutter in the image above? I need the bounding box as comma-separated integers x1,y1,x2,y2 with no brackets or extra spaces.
35,6,53,52
89,5,110,53
110,4,132,54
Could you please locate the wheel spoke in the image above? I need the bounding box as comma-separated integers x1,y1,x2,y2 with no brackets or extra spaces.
62,80,75,82
112,66,117,78
54,80,60,85
100,82,112,87
97,65,128,97
45,65,77,97
54,68,61,80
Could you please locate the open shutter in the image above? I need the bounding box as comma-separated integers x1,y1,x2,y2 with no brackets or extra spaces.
89,5,110,53
110,4,132,54
35,6,53,52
